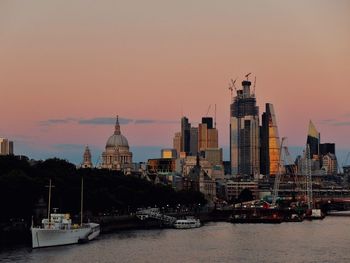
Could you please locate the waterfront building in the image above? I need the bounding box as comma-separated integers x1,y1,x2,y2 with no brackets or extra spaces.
260,103,281,177
0,138,14,155
230,78,260,176
81,145,93,168
225,180,259,201
101,116,133,172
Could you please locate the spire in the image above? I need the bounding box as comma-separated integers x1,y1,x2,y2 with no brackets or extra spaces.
114,115,121,135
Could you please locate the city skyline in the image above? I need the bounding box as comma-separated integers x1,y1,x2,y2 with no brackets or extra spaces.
1,1,350,164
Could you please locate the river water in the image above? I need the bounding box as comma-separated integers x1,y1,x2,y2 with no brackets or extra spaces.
1,217,350,263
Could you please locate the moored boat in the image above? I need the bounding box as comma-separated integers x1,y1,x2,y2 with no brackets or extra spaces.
173,217,201,229
31,213,100,248
31,178,100,248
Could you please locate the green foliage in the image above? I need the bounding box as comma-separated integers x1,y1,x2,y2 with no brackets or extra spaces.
0,156,206,222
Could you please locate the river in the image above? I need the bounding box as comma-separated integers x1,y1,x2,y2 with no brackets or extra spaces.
1,217,350,263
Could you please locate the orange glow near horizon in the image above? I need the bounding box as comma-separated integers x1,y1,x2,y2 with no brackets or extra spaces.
0,1,349,162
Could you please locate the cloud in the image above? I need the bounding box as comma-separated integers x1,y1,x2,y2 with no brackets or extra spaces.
134,119,156,124
134,119,179,125
332,121,350,127
319,119,336,124
39,116,178,127
39,118,76,126
318,118,350,127
78,117,133,125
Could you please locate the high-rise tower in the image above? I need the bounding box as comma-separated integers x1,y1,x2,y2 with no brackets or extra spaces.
307,120,320,158
181,116,191,154
230,78,260,176
260,103,281,177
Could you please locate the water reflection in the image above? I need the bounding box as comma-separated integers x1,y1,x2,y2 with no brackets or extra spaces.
1,218,350,263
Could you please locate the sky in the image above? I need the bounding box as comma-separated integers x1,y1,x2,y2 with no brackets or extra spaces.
1,0,350,165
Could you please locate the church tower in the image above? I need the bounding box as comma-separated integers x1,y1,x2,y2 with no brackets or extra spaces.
82,145,93,168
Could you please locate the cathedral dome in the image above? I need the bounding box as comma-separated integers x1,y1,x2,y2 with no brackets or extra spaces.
105,116,129,148
106,134,129,148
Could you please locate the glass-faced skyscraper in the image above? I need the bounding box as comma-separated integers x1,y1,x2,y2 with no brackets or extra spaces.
230,79,260,176
260,103,281,177
307,120,320,158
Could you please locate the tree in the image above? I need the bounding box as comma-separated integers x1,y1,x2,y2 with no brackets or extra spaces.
238,188,253,202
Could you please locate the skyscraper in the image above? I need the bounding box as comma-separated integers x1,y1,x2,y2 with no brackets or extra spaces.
198,117,218,153
189,127,198,156
230,79,260,176
181,116,191,154
173,132,182,156
307,120,320,158
0,138,14,155
260,103,281,177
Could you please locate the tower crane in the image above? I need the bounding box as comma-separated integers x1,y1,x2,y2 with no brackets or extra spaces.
228,78,237,99
283,145,301,197
272,137,286,206
252,76,256,95
305,144,313,210
205,105,211,117
245,72,251,80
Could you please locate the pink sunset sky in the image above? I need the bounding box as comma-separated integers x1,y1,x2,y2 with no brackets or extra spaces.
1,1,349,164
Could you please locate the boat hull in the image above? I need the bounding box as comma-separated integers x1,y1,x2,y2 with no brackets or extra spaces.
31,224,100,248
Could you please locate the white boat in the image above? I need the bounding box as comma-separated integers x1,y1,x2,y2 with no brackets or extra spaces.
31,214,100,248
173,217,201,229
31,178,100,248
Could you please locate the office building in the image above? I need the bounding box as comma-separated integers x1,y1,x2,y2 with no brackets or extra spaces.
0,138,14,155
320,143,335,155
260,103,281,177
181,116,191,154
307,120,320,159
230,78,260,176
173,132,182,157
189,127,198,156
198,117,218,152
161,149,177,159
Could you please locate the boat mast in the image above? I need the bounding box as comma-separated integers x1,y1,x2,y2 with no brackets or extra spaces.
47,179,52,222
80,176,84,226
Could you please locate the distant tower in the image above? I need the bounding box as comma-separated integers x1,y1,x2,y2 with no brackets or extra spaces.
82,145,93,168
260,103,281,177
307,120,320,159
173,132,182,157
230,77,260,176
0,138,14,155
199,117,218,152
181,116,191,154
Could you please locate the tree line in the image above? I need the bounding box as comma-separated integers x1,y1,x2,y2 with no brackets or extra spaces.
0,156,206,223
